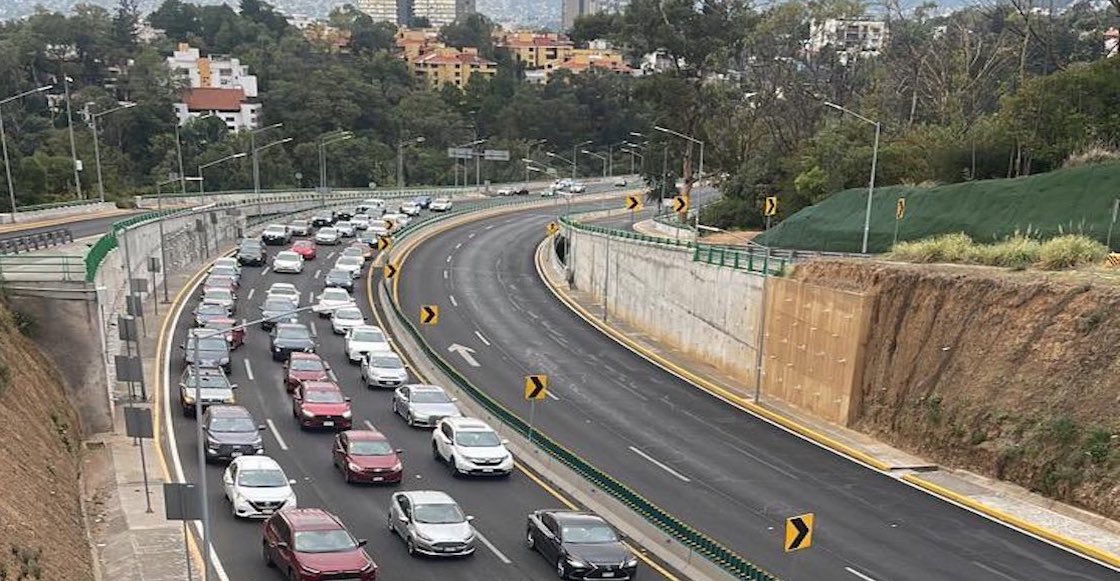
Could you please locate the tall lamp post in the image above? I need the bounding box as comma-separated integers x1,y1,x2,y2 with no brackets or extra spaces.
253,135,293,220
824,101,880,254
61,75,83,199
620,148,644,175
1,85,52,218
89,102,136,203
572,139,592,180
198,152,247,195
525,138,547,182
397,136,426,188
581,150,607,178
249,122,283,214
654,125,705,186
453,139,486,188
546,151,575,181
319,131,354,193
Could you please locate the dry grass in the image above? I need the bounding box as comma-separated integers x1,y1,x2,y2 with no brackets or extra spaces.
890,233,1106,270
1063,144,1120,168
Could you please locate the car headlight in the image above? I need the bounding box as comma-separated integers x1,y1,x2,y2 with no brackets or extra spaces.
360,560,375,572
624,557,638,568
390,462,402,472
285,493,298,508
223,395,236,404
414,530,433,542
182,394,196,404
341,410,352,419
273,346,281,352
566,556,589,568
302,409,315,418
348,462,362,472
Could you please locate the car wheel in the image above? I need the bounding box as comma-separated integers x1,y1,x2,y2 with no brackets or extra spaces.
406,411,415,427
526,529,536,551
431,441,441,461
262,542,274,567
407,536,418,557
448,456,460,477
387,512,395,533
288,567,299,581
343,467,353,484
556,558,568,579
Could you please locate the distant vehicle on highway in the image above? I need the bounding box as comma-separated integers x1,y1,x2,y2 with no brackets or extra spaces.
316,287,353,317
527,510,638,580
284,352,333,392
272,251,305,274
203,317,244,350
266,282,301,306
350,214,370,230
293,380,352,430
210,257,241,275
290,240,317,260
355,199,385,215
414,195,433,209
270,322,316,361
204,275,238,294
207,266,241,287
323,268,354,291
236,239,266,266
333,429,403,484
182,328,231,371
360,351,408,389
331,306,366,335
261,508,378,580
340,245,368,263
568,183,586,193
262,224,292,245
429,197,453,212
391,384,461,427
193,301,231,327
201,405,263,462
431,417,513,477
259,297,299,330
288,219,311,237
222,455,296,518
388,490,476,557
310,213,334,228
399,201,421,216
382,213,409,229
202,288,237,311
334,220,356,237
496,187,514,196
334,255,364,279
314,226,341,245
345,325,390,363
367,220,390,237
178,365,236,416
614,178,628,187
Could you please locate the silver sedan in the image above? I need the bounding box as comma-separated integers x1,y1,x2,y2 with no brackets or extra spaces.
391,384,461,427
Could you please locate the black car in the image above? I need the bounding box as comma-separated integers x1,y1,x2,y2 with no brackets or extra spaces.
270,322,316,361
182,329,232,372
179,366,236,417
194,301,231,327
323,268,354,291
237,240,266,266
259,297,300,330
335,209,353,221
515,188,530,196
527,510,638,580
311,214,334,228
413,195,433,209
201,405,264,462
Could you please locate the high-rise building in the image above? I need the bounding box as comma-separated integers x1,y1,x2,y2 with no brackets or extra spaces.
411,0,474,27
167,43,261,131
562,0,628,30
358,0,400,23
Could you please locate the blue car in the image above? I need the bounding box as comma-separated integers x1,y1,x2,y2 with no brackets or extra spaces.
413,195,432,209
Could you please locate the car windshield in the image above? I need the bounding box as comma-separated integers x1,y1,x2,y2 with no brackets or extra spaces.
277,326,310,340
370,355,401,368
413,503,465,524
410,390,450,404
351,329,384,342
211,267,237,277
238,469,286,488
189,337,228,352
336,221,352,228
198,303,226,315
319,228,338,236
204,289,231,300
322,290,349,301
342,248,362,256
350,440,393,456
209,417,256,432
335,309,362,321
293,241,312,248
265,226,286,235
263,299,295,312
338,257,361,267
327,270,349,280
293,530,357,553
205,320,233,331
455,431,501,447
270,286,297,296
305,390,344,403
561,524,619,544
277,252,299,260
183,373,228,388
239,243,260,251
290,359,324,372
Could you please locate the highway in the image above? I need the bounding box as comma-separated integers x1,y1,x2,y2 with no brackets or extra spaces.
394,203,1117,581
162,193,681,580
0,210,144,243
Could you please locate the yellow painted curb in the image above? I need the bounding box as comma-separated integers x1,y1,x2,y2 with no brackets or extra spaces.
900,474,1120,569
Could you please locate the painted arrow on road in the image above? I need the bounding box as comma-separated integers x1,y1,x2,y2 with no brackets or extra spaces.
447,343,480,367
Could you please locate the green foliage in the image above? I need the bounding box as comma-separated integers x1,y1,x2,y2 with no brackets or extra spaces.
888,232,1105,270
890,233,975,263
1084,429,1113,465
1043,417,1080,446
1037,236,1108,270
569,13,622,46
439,13,496,58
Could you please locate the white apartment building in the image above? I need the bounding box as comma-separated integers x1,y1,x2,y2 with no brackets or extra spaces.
167,43,261,131
807,18,889,63
358,0,400,23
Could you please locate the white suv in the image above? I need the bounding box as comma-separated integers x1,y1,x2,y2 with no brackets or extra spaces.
345,325,391,363
222,456,296,519
431,417,513,477
315,288,352,318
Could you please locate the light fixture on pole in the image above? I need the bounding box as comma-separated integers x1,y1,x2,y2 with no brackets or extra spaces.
607,141,628,177
249,122,284,217
396,135,425,188
654,125,705,184
89,102,136,204
318,131,354,193
61,75,82,199
620,148,644,174
198,152,247,195
572,139,592,180
824,101,880,254
581,150,607,178
252,134,292,220
547,151,574,181
525,138,547,182
0,85,52,218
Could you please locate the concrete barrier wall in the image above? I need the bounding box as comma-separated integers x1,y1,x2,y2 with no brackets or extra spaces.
0,201,116,224
568,220,765,383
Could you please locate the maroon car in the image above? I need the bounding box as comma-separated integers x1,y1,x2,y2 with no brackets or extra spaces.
203,317,244,350
291,239,317,260
293,381,352,430
284,352,332,392
203,274,238,293
332,429,403,484
262,508,377,580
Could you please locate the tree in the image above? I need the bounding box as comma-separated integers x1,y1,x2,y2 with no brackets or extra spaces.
439,13,496,57
569,13,621,46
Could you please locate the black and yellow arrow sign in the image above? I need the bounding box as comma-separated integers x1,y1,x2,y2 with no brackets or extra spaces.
546,222,560,236
524,375,549,401
420,305,439,325
384,217,396,230
382,263,399,279
764,196,779,217
896,197,906,220
376,236,392,251
625,195,642,211
784,513,814,552
671,195,689,214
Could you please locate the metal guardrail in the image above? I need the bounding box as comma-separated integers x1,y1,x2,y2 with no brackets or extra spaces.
12,199,106,213
0,255,86,281
0,228,74,254
386,199,781,581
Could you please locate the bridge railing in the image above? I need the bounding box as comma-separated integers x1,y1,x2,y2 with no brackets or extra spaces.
0,255,86,282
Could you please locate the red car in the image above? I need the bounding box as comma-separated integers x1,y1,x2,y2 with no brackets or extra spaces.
203,317,245,350
284,352,332,392
262,508,377,580
332,429,403,484
291,239,317,260
293,381,352,430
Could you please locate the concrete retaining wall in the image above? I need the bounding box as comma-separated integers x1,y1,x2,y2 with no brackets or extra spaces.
568,216,765,383
0,201,116,224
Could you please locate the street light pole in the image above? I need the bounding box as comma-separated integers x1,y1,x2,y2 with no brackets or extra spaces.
89,102,135,204
199,152,248,195
62,75,83,199
582,150,607,178
0,85,52,218
824,101,880,254
318,131,354,193
253,135,292,221
397,136,425,189
654,125,704,189
525,139,546,183
249,123,283,220
572,140,591,180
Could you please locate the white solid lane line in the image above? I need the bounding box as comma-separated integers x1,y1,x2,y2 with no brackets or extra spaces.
261,266,271,275
310,322,318,338
971,561,1017,581
266,419,290,451
475,530,512,564
244,360,255,381
628,446,691,483
450,295,458,307
314,270,321,279
247,288,256,300
845,567,879,581
443,270,449,280
474,330,491,346
446,255,452,263
363,420,377,431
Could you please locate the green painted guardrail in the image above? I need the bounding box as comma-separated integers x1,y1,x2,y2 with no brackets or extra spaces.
388,200,782,581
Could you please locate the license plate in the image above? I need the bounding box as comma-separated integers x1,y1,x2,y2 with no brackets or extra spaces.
231,451,242,457
603,573,615,578
323,421,334,427
372,476,383,481
482,468,493,473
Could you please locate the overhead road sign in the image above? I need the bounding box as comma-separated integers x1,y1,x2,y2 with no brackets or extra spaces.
484,149,511,161
447,147,474,160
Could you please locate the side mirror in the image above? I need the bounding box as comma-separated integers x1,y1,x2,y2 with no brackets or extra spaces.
466,515,475,522
357,539,368,548
344,397,352,402
178,345,185,350
451,397,459,402
289,479,298,484
230,384,239,389
398,515,409,523
501,439,509,445
259,425,267,431
395,449,404,454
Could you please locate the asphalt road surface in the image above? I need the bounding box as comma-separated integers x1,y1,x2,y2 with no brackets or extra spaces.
395,204,1117,581
0,210,144,244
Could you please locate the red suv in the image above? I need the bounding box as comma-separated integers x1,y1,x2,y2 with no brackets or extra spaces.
262,508,377,580
332,429,403,484
284,352,332,392
293,381,352,430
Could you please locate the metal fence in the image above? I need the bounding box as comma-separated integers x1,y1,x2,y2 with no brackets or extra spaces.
0,255,87,282
0,228,74,254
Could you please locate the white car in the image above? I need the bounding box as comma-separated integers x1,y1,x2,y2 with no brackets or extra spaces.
399,202,421,216
266,282,301,306
361,351,409,389
261,224,291,245
496,187,513,196
429,197,452,212
431,417,513,477
368,220,390,237
335,256,364,279
315,227,341,245
331,306,366,335
355,199,385,215
202,287,236,310
345,325,391,363
334,221,356,237
222,456,297,519
569,183,586,193
383,213,410,230
288,219,311,236
210,257,241,275
315,287,353,318
272,251,304,274
352,214,372,229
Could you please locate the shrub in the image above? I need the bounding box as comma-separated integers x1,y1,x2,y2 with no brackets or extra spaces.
890,233,974,263
973,234,1042,268
1062,144,1120,168
1037,235,1108,270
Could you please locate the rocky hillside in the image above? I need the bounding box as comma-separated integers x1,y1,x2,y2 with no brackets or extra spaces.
793,261,1120,520
0,301,93,580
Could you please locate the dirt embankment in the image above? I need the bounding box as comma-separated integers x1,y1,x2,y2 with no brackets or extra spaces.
0,302,93,580
794,261,1120,520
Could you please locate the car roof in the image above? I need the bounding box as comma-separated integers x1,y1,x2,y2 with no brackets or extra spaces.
399,490,455,505
276,251,300,257
206,404,252,418
269,283,297,291
282,508,346,531
303,380,341,392
345,429,387,441
408,384,445,392
289,352,321,361
275,322,307,331
349,325,381,334
232,455,282,471
204,317,235,325
545,511,610,527
444,417,492,431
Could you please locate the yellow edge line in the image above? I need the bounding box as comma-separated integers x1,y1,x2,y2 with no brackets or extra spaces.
0,208,135,234
536,239,1120,570
368,208,680,581
900,474,1120,569
152,251,233,570
532,239,891,472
